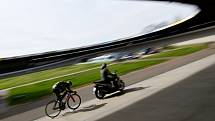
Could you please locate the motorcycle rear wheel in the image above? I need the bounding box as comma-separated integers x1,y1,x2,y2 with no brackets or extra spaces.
95,89,105,99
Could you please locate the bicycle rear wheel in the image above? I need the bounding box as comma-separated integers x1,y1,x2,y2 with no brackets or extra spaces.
67,94,81,110
45,100,61,118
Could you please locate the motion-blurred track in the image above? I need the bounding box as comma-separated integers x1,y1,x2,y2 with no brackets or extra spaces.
1,27,215,121
36,48,215,121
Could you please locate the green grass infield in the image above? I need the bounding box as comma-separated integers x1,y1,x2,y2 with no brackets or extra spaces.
1,43,208,105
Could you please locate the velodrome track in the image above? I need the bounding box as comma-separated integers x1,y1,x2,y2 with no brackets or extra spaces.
98,57,215,121
1,27,215,121
35,54,215,121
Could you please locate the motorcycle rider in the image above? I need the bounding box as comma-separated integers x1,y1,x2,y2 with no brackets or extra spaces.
100,63,115,88
52,81,74,102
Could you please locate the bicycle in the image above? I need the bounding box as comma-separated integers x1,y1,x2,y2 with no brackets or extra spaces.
45,91,81,118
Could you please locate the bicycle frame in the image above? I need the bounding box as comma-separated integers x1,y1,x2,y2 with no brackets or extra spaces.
66,92,76,103
59,91,72,102
55,91,71,110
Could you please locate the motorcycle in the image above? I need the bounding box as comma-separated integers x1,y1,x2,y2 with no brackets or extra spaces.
93,72,125,99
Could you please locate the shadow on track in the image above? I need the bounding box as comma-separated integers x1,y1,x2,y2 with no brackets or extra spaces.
62,103,107,116
105,86,150,99
61,86,150,117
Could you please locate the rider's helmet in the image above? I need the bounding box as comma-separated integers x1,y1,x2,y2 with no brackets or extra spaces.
101,63,107,70
67,81,72,86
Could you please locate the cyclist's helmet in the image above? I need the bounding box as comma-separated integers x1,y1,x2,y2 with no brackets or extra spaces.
67,81,72,86
101,63,107,70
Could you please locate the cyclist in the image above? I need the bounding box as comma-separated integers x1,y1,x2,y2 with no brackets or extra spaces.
52,81,74,102
100,63,115,88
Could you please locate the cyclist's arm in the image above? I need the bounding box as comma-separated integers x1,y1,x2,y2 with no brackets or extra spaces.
65,83,73,93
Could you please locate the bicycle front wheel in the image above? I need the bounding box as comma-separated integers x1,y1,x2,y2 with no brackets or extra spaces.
67,94,81,110
45,100,61,118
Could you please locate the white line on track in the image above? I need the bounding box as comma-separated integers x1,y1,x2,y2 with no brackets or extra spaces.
3,58,167,91
3,61,122,91
3,64,102,91
35,54,215,121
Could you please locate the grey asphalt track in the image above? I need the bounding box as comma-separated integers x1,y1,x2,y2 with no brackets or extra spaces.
98,62,215,121
35,53,215,121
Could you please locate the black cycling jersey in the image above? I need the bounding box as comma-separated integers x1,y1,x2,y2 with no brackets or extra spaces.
52,81,72,101
53,81,70,93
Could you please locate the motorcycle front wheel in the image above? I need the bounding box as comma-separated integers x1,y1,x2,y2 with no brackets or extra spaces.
119,80,125,92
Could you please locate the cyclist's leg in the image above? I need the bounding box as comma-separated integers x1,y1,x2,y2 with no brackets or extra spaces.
53,88,61,101
56,92,62,102
55,91,66,109
52,91,61,110
55,90,65,107
61,91,68,100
